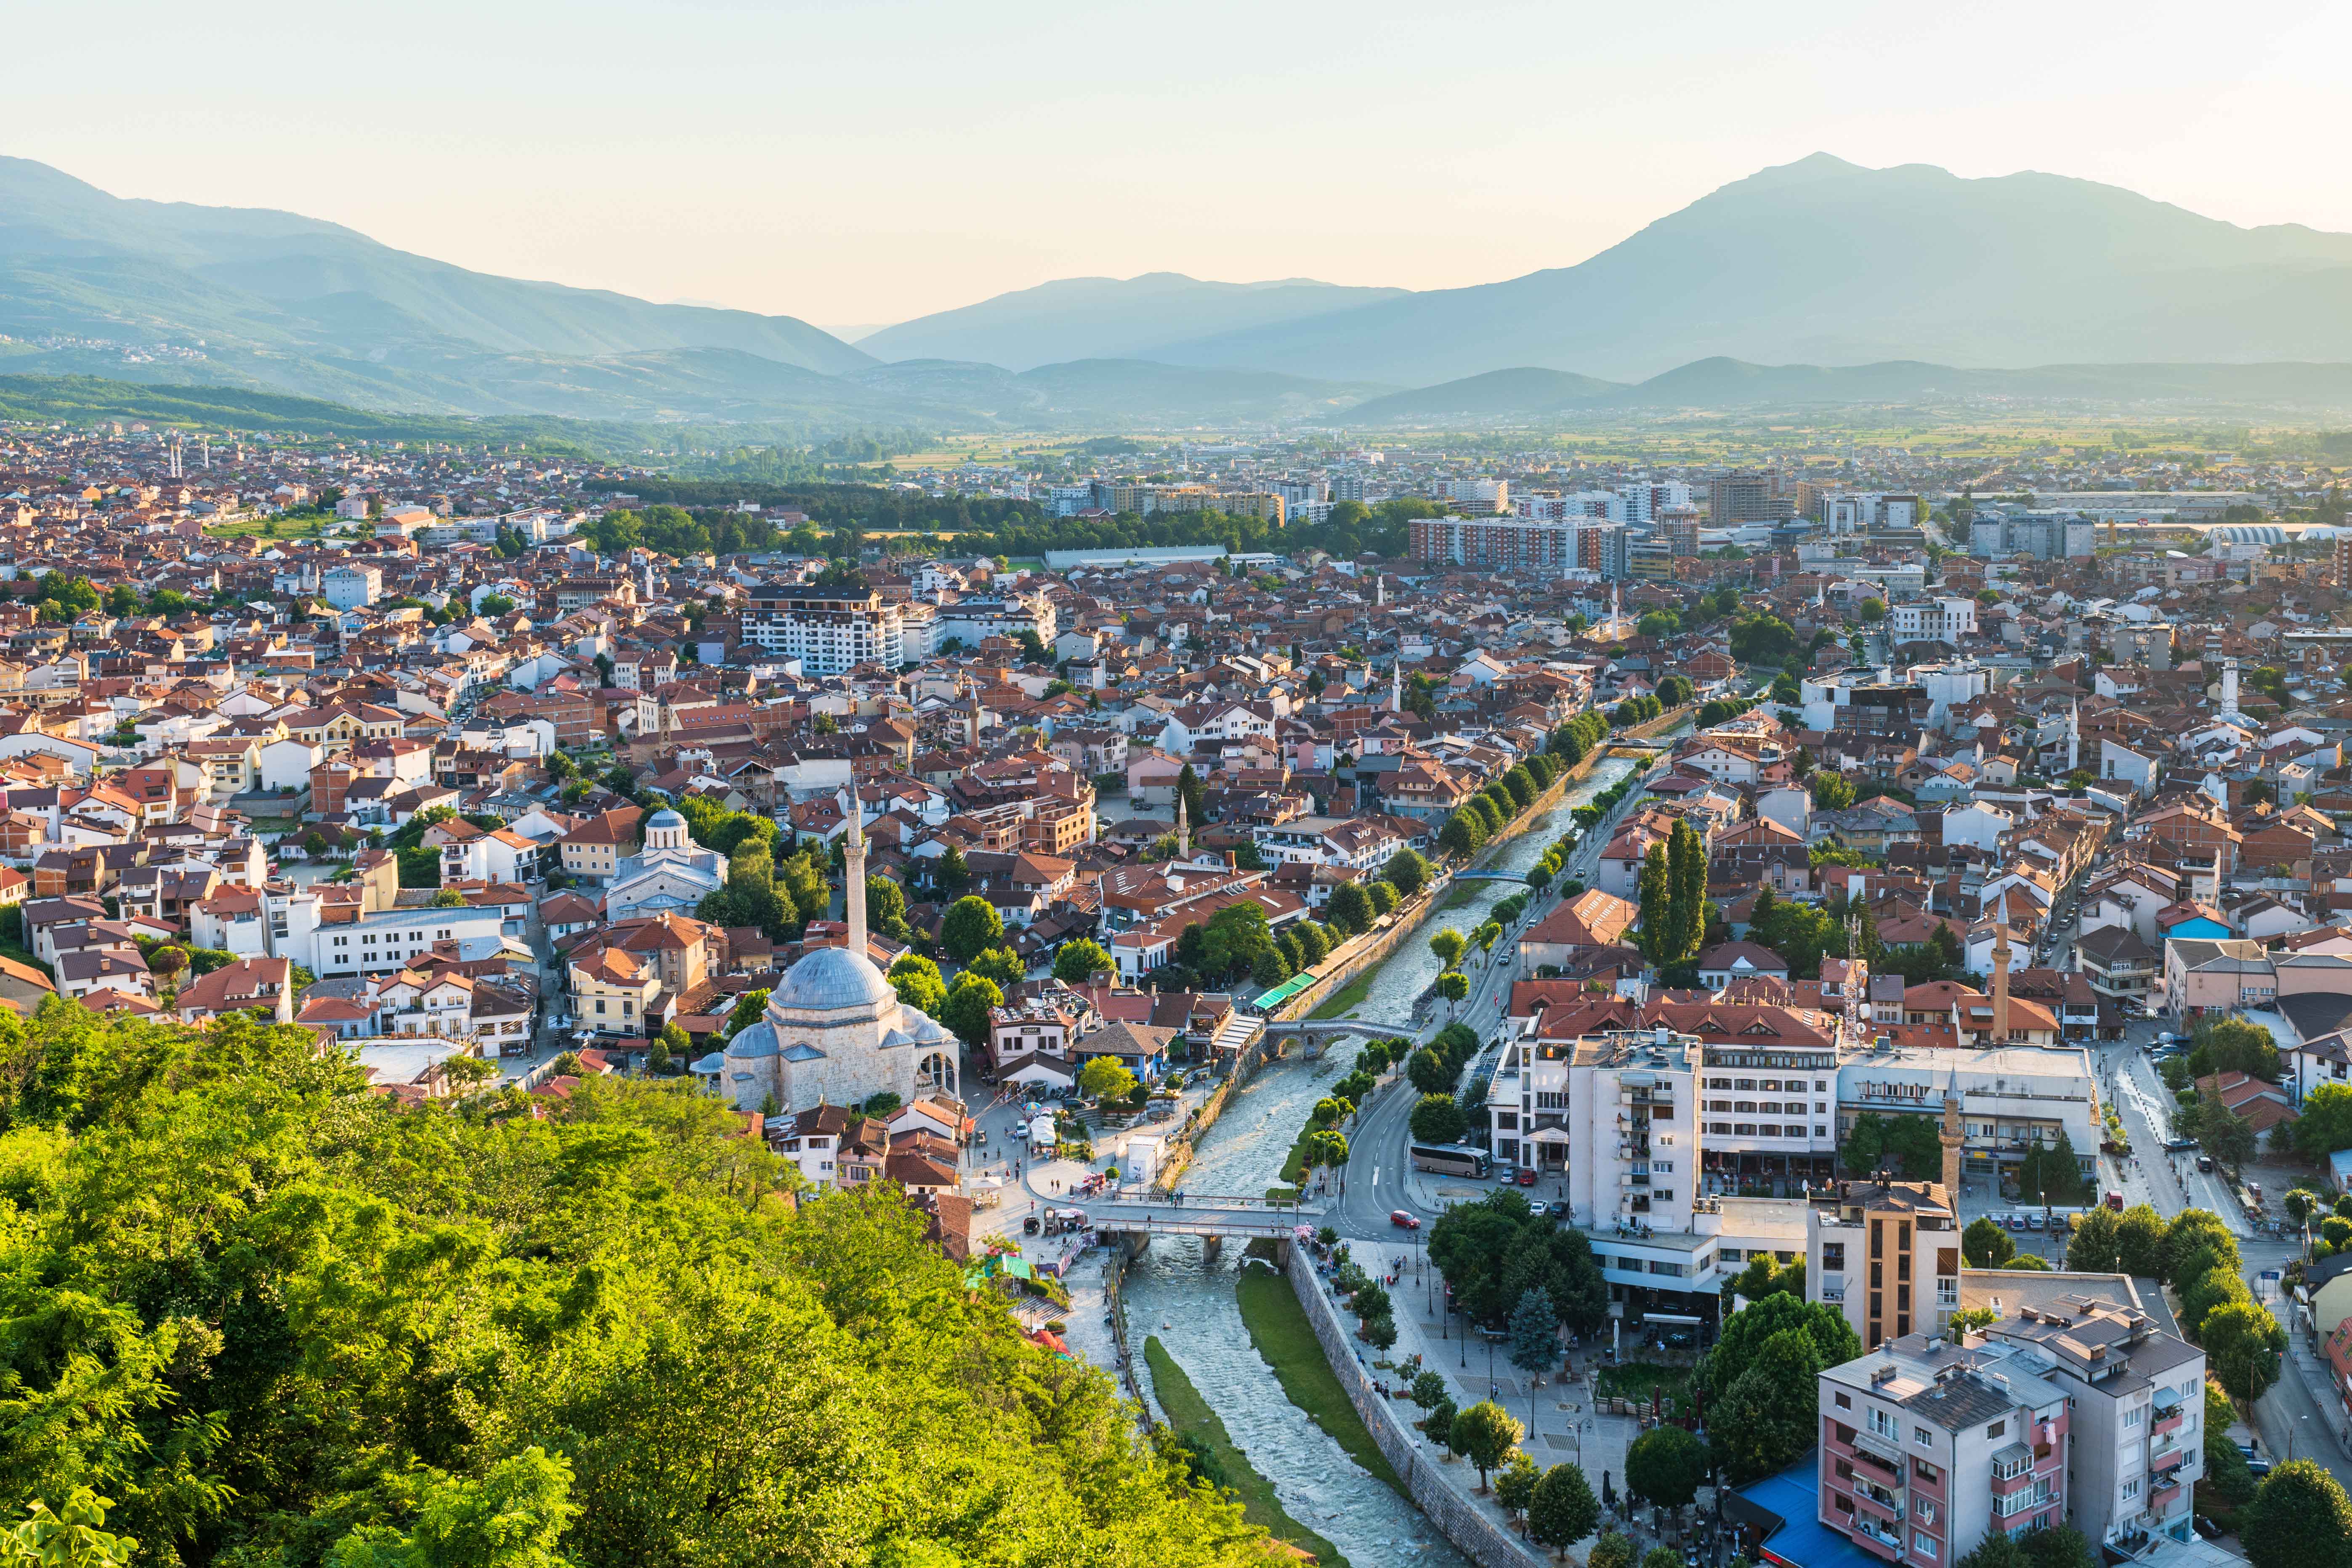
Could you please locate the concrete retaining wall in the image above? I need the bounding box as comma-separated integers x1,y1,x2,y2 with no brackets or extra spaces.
1280,1246,1547,1568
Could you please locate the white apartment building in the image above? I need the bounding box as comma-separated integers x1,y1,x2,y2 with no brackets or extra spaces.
1818,1335,2070,1568
1515,490,1622,522
321,563,382,610
1436,478,1509,514
1248,814,1406,872
743,587,908,674
1493,1028,1701,1235
1890,597,1980,645
1839,1042,2101,1185
1616,480,1692,524
1984,1296,2204,1552
262,885,510,979
936,593,1058,650
1696,1036,1844,1190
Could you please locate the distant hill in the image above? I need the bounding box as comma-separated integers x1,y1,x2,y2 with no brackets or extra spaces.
0,155,874,417
1139,154,2352,385
1344,367,1626,422
857,274,1407,371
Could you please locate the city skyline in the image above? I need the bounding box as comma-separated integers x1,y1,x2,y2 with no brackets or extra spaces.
7,0,2349,326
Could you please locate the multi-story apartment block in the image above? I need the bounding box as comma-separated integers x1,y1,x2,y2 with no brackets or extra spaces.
1983,1295,2205,1551
743,587,906,674
1818,1335,2070,1567
935,593,1058,650
1657,503,1701,557
1696,1034,1844,1190
1436,478,1509,514
1409,516,1626,577
1890,597,1981,645
1807,1174,1964,1348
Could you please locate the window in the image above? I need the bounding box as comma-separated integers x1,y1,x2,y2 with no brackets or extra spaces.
2122,1479,2140,1500
1835,1392,1851,1409
1869,1409,1898,1440
1912,1533,1937,1561
2123,1406,2143,1428
1987,1420,2005,1439
1913,1460,1938,1487
1914,1426,1932,1448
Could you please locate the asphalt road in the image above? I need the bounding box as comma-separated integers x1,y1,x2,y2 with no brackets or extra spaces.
2096,1027,2348,1492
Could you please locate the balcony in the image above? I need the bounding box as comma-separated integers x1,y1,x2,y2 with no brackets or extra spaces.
2151,1402,2184,1438
1850,1518,1902,1561
2150,1478,2182,1509
2151,1446,2187,1478
1852,1485,1905,1526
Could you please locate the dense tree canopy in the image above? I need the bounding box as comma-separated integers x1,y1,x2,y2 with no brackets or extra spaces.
0,999,1269,1568
1428,1189,1608,1331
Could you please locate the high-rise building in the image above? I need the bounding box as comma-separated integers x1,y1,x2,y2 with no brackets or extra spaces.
2335,530,2352,588
1616,480,1692,524
1709,470,1793,524
1409,516,1624,576
744,587,909,673
1436,478,1510,514
1658,502,1701,556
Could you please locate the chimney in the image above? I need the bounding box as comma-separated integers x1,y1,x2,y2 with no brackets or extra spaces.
1991,924,2012,1039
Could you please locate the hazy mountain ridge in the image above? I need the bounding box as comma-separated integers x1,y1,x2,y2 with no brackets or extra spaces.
1134,154,2352,384
856,273,1408,370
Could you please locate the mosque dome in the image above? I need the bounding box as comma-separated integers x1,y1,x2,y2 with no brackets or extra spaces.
771,945,894,1013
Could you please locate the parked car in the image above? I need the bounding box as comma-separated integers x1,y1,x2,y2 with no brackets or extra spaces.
2193,1517,2222,1541
2026,1212,2046,1230
2198,1155,2216,1173
2165,1137,2199,1153
2006,1213,2029,1230
2246,1457,2273,1478
1390,1210,1422,1230
1526,1201,1550,1218
1515,1168,1539,1188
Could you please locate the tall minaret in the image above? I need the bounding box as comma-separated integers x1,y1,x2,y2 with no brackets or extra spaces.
843,796,868,959
1175,792,1190,858
2222,658,2241,717
1389,660,1402,715
1939,1078,1964,1196
962,675,981,751
2067,699,2080,773
1990,924,2012,1041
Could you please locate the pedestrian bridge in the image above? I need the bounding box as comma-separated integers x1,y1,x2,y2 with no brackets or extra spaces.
1086,1196,1324,1243
1450,870,1534,882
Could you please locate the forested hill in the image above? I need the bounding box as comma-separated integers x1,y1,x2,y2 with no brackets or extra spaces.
0,1000,1267,1568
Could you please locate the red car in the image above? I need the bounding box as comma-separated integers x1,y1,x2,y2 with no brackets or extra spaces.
1390,1209,1422,1229
1515,1168,1539,1187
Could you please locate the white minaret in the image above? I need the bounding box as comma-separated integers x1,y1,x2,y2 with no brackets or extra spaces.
2067,699,2079,772
1390,661,1402,714
2222,658,2240,716
843,795,868,959
1175,792,1190,858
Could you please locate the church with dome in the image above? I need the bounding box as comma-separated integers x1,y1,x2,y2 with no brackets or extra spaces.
700,807,960,1115
607,807,729,921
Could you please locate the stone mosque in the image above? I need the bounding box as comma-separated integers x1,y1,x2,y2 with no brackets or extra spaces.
708,805,961,1114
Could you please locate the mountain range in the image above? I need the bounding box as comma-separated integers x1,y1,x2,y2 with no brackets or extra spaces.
9,151,2352,430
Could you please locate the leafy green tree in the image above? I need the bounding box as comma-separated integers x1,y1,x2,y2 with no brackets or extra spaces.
939,972,1002,1046
0,1489,139,1568
2166,1209,2240,1282
1699,1293,1860,1403
2240,1459,2352,1568
1711,1329,1817,1483
887,953,948,1014
933,843,970,897
965,947,1026,991
1410,1095,1467,1144
1408,1048,1459,1097
1507,1287,1560,1380
1451,1401,1523,1492
1811,770,1857,810
1435,972,1469,1017
2203,1300,2286,1405
1587,1533,1636,1568
1494,1448,1542,1523
1428,1189,1608,1332
941,896,1005,963
2297,1083,2352,1157
1051,939,1114,984
1625,1421,1709,1507
1079,1056,1138,1103
1381,848,1430,898
1528,1462,1600,1558
1367,881,1401,918
1439,811,1486,859
1326,881,1375,936
1429,927,1467,968
864,875,912,941
1843,1111,1944,1181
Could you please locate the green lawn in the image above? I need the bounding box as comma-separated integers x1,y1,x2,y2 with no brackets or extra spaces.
1441,885,1478,911
1594,1361,1693,1417
1143,1337,1345,1566
1234,1267,1406,1496
1309,973,1373,1020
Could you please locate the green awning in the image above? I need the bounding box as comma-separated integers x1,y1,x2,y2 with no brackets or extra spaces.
1253,972,1318,1010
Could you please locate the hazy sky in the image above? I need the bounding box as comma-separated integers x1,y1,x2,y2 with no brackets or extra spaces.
10,1,2351,331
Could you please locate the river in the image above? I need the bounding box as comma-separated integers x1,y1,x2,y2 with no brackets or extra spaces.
1120,750,1653,1567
